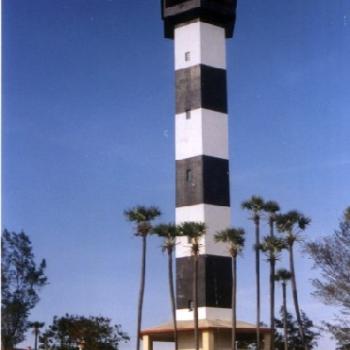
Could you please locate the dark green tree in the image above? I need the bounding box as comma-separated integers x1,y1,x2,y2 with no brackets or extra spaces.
276,211,311,349
214,228,245,350
307,207,350,349
242,195,265,349
275,309,320,350
39,314,129,350
179,221,206,350
124,206,161,350
28,321,45,350
1,230,47,350
152,223,183,350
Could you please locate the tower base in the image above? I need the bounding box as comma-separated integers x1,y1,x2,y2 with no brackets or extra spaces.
141,320,272,350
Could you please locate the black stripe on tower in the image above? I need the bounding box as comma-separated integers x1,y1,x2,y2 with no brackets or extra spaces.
176,155,230,207
176,255,232,309
176,65,227,114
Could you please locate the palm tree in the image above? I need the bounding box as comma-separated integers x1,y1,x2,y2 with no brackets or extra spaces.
263,201,280,238
214,228,245,350
262,200,280,350
179,221,206,350
276,211,311,350
241,195,265,349
260,235,285,350
28,321,45,350
152,223,182,350
275,269,292,350
124,205,161,350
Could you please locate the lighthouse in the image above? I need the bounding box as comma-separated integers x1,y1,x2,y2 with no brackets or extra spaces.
140,2,272,349
162,0,235,323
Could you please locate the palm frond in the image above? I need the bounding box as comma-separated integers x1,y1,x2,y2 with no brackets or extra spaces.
276,210,311,234
152,223,178,238
263,200,280,214
260,236,286,260
179,222,206,239
275,268,292,282
124,205,161,223
215,227,245,256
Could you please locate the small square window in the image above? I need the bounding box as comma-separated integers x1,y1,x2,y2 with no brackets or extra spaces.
185,110,191,119
185,51,191,61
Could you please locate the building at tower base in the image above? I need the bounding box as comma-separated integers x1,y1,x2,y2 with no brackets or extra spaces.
141,320,272,350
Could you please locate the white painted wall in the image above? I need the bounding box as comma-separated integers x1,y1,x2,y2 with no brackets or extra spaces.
176,307,232,321
174,21,226,70
175,108,229,161
176,204,231,257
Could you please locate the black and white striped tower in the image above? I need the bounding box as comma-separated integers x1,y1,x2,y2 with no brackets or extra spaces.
162,0,237,323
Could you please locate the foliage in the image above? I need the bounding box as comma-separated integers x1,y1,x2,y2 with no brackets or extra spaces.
274,269,292,283
178,222,206,255
39,314,129,350
241,196,265,222
152,223,181,253
275,309,320,349
275,210,311,244
1,230,48,350
260,236,286,262
306,207,350,349
124,206,161,236
214,227,245,257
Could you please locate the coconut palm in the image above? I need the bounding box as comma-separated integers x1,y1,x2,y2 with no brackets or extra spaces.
28,321,45,350
276,211,311,350
152,223,182,350
124,205,161,350
241,195,265,349
260,235,285,350
262,200,280,350
179,221,206,350
263,201,280,238
275,269,292,350
214,228,245,350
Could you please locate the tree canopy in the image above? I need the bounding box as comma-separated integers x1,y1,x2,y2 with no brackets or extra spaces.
1,230,48,350
307,207,350,349
275,309,320,349
39,314,129,350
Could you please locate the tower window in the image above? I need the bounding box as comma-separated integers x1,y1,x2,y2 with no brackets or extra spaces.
186,169,192,182
185,110,191,119
185,51,191,61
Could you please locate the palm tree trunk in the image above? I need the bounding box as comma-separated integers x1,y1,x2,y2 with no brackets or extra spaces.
168,248,178,350
255,217,261,350
270,259,275,350
193,253,199,350
288,244,307,350
34,330,39,350
136,235,147,350
282,282,288,350
232,255,237,350
269,219,275,350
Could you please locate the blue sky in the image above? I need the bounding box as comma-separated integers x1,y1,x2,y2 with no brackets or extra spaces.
3,1,350,349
